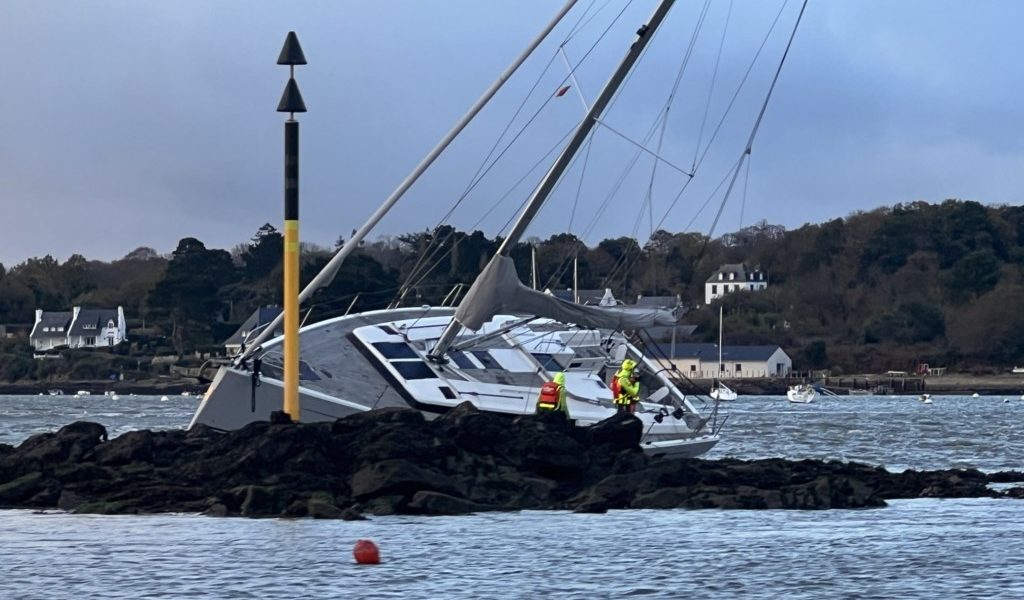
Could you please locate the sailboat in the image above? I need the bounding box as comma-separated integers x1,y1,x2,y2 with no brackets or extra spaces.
787,384,816,403
191,0,808,459
709,306,738,401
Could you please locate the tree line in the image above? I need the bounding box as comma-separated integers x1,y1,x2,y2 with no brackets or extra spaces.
1,199,1022,376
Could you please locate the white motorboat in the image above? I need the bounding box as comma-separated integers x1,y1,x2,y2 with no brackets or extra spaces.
191,0,808,459
787,384,816,403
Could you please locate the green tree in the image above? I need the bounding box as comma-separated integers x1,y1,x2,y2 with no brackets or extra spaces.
148,238,238,353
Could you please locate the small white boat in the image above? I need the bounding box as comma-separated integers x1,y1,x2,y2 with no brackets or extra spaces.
111,394,121,401
160,395,170,402
47,389,63,396
920,393,933,404
710,383,738,401
75,390,91,397
972,392,980,398
787,384,816,403
708,306,738,401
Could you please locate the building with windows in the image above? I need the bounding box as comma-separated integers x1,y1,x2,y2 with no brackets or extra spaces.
29,306,127,351
705,263,768,304
654,342,791,378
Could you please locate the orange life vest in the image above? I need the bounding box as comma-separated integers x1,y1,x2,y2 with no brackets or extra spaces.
537,381,562,410
610,376,620,399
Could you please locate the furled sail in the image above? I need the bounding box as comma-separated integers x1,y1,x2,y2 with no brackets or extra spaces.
455,256,676,331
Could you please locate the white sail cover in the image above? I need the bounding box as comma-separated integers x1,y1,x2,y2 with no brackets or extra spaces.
455,256,677,331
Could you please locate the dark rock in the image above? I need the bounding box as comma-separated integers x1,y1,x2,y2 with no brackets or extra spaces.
351,459,454,499
239,485,293,517
57,489,87,511
93,430,155,466
1004,487,1024,499
340,507,366,521
307,498,343,519
0,408,1018,518
406,490,493,515
0,472,47,504
204,502,229,517
269,411,293,425
988,471,1024,483
360,495,406,516
587,412,642,451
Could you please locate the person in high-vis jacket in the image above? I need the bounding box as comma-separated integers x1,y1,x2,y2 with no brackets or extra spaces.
614,359,640,413
536,371,568,414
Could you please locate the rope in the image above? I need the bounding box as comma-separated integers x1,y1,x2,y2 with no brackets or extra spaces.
397,2,636,300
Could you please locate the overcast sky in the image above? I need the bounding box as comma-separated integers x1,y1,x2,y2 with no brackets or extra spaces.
2,0,1022,265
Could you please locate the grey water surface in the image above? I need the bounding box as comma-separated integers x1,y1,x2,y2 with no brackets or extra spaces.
1,394,1023,598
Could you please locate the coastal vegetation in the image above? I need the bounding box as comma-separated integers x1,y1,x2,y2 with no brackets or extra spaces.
0,199,1022,382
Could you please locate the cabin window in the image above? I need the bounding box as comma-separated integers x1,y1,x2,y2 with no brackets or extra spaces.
450,351,478,370
531,353,562,371
372,342,419,360
392,361,436,380
471,351,501,370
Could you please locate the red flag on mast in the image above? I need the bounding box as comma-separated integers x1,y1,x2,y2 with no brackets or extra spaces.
555,85,571,97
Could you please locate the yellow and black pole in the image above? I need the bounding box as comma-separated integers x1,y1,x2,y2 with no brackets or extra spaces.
276,32,307,421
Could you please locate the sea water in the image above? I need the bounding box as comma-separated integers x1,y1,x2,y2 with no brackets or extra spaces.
1,394,1023,598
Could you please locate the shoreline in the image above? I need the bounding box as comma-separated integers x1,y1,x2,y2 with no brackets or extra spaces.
0,379,207,396
0,372,1021,398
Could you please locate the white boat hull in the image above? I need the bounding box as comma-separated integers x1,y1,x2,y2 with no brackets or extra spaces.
786,388,816,403
709,386,738,401
191,309,722,458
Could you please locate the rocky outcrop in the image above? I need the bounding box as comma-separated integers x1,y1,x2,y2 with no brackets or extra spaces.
0,403,1017,518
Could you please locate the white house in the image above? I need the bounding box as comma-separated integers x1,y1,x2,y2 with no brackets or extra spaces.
29,311,73,351
705,264,768,305
655,342,791,378
30,306,127,351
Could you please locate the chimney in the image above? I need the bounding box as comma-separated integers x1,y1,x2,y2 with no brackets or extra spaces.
35,308,43,324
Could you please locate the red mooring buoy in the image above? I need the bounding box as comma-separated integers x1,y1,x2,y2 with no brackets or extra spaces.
353,539,380,564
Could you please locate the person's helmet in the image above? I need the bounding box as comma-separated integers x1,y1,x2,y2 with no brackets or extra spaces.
553,372,566,385
621,358,637,371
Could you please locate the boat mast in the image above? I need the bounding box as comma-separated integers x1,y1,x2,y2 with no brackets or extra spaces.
717,304,723,382
430,0,677,360
235,0,580,365
531,244,538,290
573,253,579,304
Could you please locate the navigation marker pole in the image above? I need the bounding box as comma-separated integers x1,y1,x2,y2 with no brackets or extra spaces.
276,31,307,421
